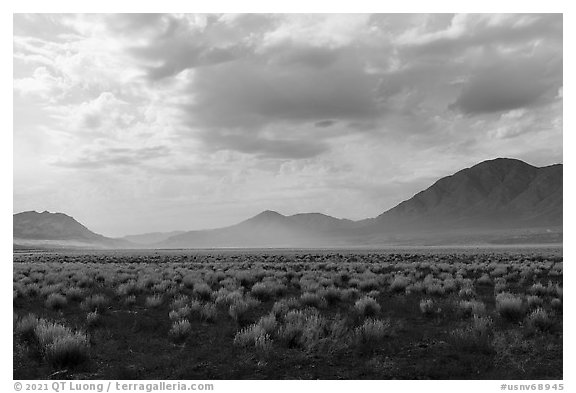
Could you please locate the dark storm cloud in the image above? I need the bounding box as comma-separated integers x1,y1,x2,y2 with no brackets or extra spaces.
106,13,562,159
181,53,383,158
189,57,380,129
450,53,562,114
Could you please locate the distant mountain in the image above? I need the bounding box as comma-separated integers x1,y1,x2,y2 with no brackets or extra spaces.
160,210,354,248
160,158,562,248
362,158,562,231
13,211,128,248
122,231,186,245
14,158,562,249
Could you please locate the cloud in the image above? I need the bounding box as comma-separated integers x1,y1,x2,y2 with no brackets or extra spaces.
52,145,171,169
315,120,336,128
13,14,563,236
450,53,562,114
397,14,562,57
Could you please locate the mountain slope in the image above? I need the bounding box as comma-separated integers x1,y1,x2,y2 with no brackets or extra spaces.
122,231,186,245
14,158,562,249
13,211,128,248
160,211,354,248
161,158,562,248
361,158,562,233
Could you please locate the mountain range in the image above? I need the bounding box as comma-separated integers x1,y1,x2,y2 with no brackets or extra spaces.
13,158,563,249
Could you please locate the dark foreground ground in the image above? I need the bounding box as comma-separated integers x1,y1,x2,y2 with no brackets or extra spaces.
13,247,562,380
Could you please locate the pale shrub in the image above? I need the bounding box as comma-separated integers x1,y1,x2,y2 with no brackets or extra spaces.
145,294,163,308
495,292,524,321
299,292,327,309
477,274,492,285
81,294,109,313
458,286,476,299
319,286,343,305
193,282,212,301
529,282,547,296
250,281,284,301
86,311,100,327
35,320,71,348
234,324,272,352
526,295,544,310
450,315,493,352
169,319,192,343
169,305,191,321
354,296,381,317
15,314,40,342
257,313,278,335
458,300,486,317
228,300,250,323
354,318,392,345
200,302,217,323
64,287,85,302
419,298,436,316
45,293,68,310
124,295,136,306
526,308,553,332
170,295,189,311
389,276,409,293
45,332,89,368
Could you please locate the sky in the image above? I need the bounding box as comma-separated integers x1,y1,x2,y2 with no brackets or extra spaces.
13,13,563,237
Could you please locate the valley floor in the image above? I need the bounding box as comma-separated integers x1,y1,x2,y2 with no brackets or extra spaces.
13,249,562,380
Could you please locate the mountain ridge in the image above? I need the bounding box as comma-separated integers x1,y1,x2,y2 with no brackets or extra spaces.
13,157,563,248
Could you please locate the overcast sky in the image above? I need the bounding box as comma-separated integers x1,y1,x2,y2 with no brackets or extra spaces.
13,13,563,237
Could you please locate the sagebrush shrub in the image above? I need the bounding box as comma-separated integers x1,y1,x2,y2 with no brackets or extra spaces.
495,292,524,321
526,308,553,332
145,294,163,308
193,282,212,301
389,276,409,293
234,324,272,352
15,314,40,342
458,286,475,299
86,311,100,327
354,296,381,317
45,293,68,310
526,295,543,309
299,292,327,309
354,318,392,345
170,295,189,311
65,287,85,302
44,332,89,368
257,313,278,335
81,294,109,313
169,319,192,343
458,300,486,317
200,302,217,323
35,320,72,348
419,298,436,316
228,300,250,323
450,315,493,353
116,281,139,297
251,282,283,301
529,282,547,296
169,305,191,321
477,274,492,285
124,295,136,306
319,287,342,305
